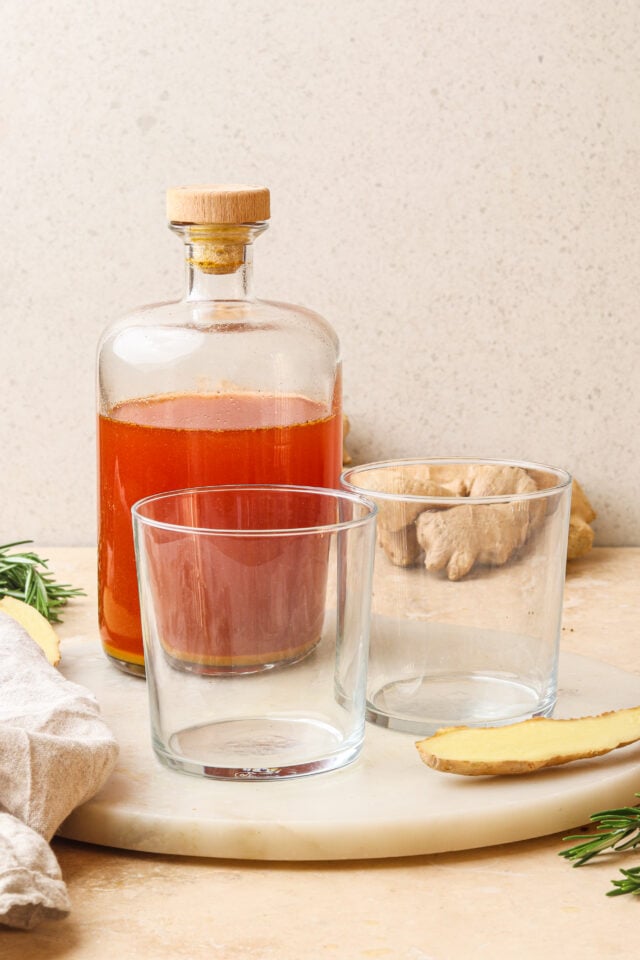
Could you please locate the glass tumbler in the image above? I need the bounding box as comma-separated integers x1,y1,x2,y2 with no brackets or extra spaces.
341,458,572,735
132,484,377,779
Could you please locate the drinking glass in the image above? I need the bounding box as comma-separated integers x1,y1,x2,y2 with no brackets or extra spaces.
132,484,377,778
342,458,572,735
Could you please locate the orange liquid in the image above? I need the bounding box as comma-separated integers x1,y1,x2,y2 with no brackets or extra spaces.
136,487,333,672
98,391,342,667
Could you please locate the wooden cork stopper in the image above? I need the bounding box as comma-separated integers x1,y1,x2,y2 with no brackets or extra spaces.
167,184,270,224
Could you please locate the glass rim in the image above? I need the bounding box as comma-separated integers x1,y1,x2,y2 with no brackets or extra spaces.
131,483,378,537
341,457,572,505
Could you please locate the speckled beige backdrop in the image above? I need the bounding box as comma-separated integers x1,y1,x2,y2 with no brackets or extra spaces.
1,0,638,545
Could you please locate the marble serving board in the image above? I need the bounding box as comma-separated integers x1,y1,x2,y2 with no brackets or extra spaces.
57,637,640,861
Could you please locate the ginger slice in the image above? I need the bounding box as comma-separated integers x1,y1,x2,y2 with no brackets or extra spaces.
415,706,640,776
0,595,61,666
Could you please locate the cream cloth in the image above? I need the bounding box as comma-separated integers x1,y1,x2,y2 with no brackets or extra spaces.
0,612,118,930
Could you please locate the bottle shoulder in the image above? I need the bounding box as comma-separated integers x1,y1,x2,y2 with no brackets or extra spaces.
254,298,340,352
97,298,342,400
99,297,339,352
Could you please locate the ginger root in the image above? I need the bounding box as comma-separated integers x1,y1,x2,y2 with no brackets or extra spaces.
357,462,596,578
342,415,352,466
358,464,466,566
416,500,535,581
415,464,543,579
347,442,596,575
415,705,640,776
568,478,596,560
368,463,543,577
465,463,537,499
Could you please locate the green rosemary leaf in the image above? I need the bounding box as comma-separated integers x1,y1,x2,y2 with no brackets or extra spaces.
0,541,85,623
607,866,640,897
560,794,640,895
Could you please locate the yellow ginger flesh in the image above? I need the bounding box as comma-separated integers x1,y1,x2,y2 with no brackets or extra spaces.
415,706,640,776
0,596,61,666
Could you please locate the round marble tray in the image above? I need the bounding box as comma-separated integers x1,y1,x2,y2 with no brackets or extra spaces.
58,637,640,860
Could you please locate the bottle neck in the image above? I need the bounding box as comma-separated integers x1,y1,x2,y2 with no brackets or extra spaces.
186,244,255,301
170,223,267,302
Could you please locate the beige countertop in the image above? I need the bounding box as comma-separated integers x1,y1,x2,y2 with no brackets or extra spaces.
3,547,640,959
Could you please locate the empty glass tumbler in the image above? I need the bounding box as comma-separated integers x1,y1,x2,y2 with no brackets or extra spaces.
341,458,572,735
132,485,377,779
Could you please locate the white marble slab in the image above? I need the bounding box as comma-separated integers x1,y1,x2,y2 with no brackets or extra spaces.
57,636,640,860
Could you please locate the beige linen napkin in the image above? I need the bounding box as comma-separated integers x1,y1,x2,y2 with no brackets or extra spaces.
0,611,118,930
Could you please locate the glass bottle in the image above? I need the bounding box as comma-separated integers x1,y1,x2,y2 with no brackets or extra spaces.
97,185,342,675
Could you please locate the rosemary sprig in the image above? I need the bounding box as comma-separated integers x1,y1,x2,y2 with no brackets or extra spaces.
608,866,640,897
0,540,85,623
560,794,640,896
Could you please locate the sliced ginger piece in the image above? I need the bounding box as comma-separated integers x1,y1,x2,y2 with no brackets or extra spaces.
415,705,640,776
0,595,61,666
